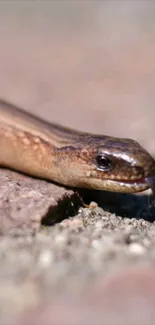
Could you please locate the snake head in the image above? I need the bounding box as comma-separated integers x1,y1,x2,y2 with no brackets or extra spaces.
87,136,155,193
62,135,155,193
55,135,155,194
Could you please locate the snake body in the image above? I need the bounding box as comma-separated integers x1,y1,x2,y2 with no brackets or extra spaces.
0,99,154,193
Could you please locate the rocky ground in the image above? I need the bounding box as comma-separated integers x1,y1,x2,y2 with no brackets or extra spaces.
0,2,155,325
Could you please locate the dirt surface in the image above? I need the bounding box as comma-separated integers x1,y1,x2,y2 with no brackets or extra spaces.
0,169,82,235
0,1,155,324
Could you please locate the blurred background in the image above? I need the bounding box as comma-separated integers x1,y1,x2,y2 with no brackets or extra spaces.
0,1,155,153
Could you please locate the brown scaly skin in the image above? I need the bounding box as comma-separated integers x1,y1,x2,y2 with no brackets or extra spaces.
0,99,154,193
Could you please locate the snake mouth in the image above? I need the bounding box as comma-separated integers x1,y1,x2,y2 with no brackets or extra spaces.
125,175,155,187
105,177,150,193
118,177,147,186
113,175,155,193
116,177,145,184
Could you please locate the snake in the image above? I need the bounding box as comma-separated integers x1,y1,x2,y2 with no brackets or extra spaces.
0,99,155,194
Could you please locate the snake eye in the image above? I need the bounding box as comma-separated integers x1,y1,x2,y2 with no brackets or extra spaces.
95,154,112,171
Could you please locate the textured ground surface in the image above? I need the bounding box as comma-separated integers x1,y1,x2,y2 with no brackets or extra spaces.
0,2,155,324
